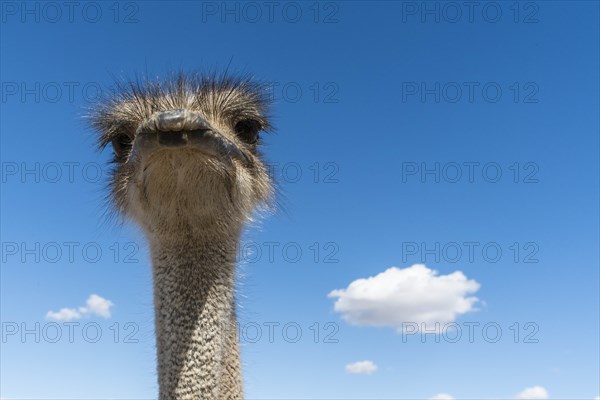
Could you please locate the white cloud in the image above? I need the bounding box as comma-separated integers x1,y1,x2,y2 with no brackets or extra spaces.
46,294,114,321
515,386,549,399
45,307,82,321
345,360,377,375
593,397,599,400
328,264,480,331
79,294,114,318
429,394,454,400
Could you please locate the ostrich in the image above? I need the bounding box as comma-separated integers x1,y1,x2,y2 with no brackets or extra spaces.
90,73,274,399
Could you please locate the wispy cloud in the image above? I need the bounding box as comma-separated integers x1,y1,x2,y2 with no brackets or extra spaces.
430,394,454,400
344,360,377,375
46,294,114,321
515,386,549,399
328,264,480,331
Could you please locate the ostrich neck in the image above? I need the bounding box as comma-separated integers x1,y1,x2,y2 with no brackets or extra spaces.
150,226,243,400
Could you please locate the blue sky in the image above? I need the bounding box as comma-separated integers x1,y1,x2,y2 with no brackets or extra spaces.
1,1,598,399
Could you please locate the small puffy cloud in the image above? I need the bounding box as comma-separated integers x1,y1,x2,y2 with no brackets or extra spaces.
79,294,114,318
515,386,549,399
45,307,81,322
328,264,480,331
345,360,377,375
46,294,114,321
430,394,454,400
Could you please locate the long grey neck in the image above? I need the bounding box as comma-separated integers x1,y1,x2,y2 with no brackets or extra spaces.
150,228,243,399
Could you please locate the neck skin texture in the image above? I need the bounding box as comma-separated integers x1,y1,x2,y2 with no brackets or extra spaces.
150,226,243,400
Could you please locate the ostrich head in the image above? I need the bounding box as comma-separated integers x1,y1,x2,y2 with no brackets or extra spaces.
91,74,273,237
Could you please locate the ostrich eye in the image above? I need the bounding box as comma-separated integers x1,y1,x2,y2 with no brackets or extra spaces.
234,119,262,144
111,134,133,160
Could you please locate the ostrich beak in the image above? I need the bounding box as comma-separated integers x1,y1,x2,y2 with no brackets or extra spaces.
132,109,250,165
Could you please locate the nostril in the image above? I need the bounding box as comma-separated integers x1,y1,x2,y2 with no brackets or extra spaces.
158,131,186,147
156,109,187,132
